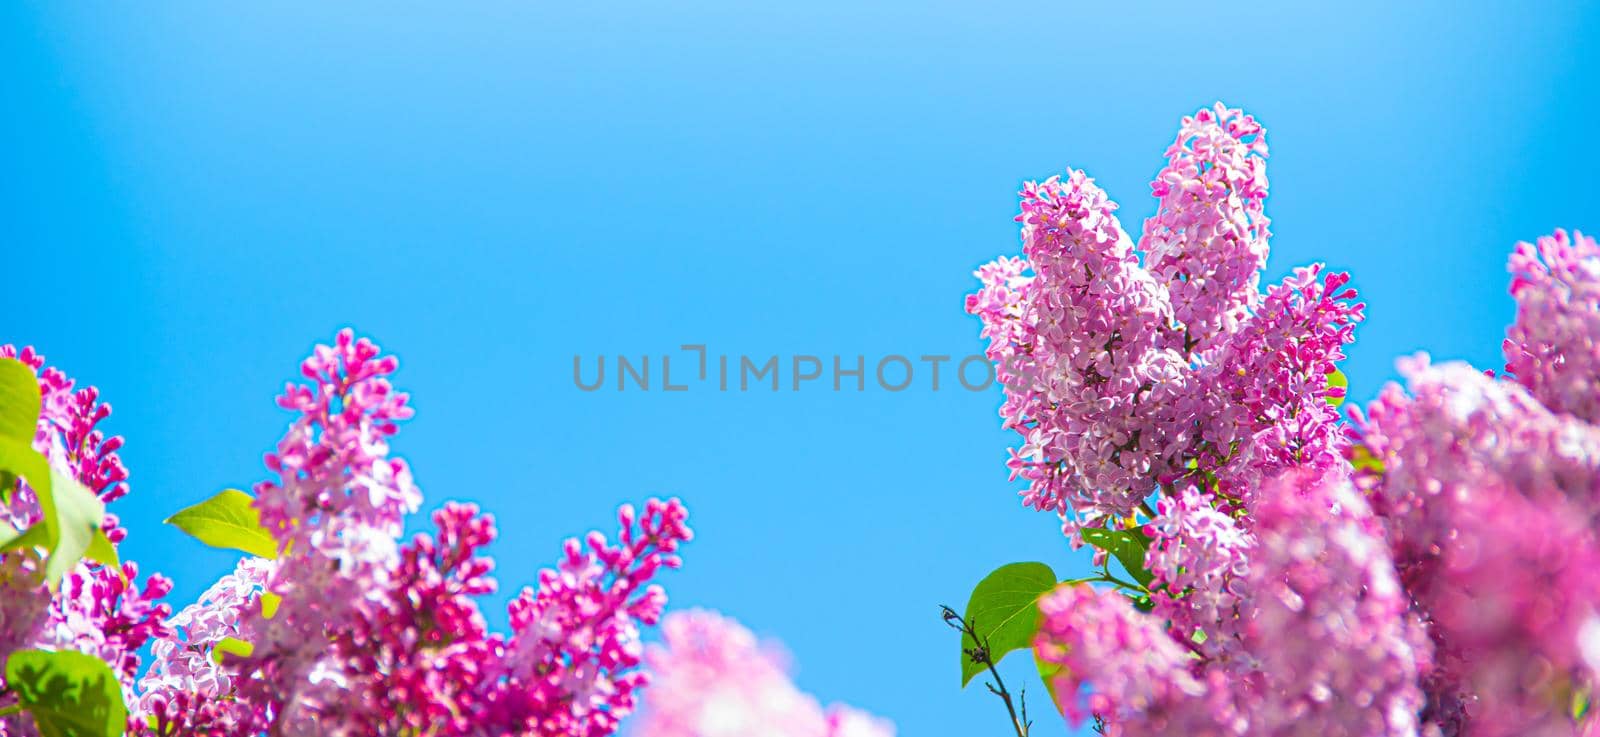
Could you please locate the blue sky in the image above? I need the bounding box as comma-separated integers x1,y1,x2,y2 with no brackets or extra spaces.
2,2,1596,734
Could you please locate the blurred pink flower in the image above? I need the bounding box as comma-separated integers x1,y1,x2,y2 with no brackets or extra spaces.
632,610,893,737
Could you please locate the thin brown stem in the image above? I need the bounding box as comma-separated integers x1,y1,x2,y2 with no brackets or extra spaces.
942,606,1031,737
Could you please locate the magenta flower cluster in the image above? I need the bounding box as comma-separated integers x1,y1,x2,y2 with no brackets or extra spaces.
1351,231,1600,737
967,104,1361,539
970,105,1600,736
0,345,172,736
0,332,712,737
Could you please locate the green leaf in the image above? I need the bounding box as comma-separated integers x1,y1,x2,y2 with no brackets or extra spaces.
1081,526,1155,588
0,438,48,509
0,357,41,443
1351,445,1385,475
260,592,282,619
4,649,128,737
1326,369,1349,407
83,529,120,572
0,453,106,587
1034,648,1066,717
0,521,48,555
164,489,279,560
210,636,254,665
958,562,1057,687
0,354,40,506
38,469,105,585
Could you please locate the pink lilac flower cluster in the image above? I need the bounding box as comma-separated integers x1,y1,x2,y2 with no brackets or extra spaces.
2,331,707,737
137,559,272,735
1347,230,1600,737
971,107,1600,735
630,609,894,737
486,498,692,737
124,330,696,737
0,345,173,737
1036,469,1424,737
967,103,1361,539
1504,229,1600,423
1034,584,1240,737
1139,104,1270,356
1142,485,1250,665
1239,467,1428,737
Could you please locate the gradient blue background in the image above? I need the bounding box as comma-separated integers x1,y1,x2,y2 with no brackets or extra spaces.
3,2,1596,734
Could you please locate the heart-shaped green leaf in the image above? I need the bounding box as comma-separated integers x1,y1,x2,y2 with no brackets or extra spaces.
4,649,128,737
958,561,1057,687
165,488,279,560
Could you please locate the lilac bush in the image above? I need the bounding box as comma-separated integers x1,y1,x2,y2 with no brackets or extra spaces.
0,330,891,737
959,104,1599,737
1,333,688,737
3,102,1592,737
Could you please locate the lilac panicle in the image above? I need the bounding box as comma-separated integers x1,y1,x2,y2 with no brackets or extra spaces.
1034,584,1241,737
1243,467,1428,737
969,168,1192,534
1141,103,1271,357
489,497,693,737
1146,485,1251,665
1505,229,1600,423
132,331,695,737
967,104,1362,542
0,345,173,737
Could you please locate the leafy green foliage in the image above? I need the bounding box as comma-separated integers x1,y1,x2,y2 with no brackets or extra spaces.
0,521,46,553
1080,526,1154,588
0,357,41,445
0,356,43,506
0,457,106,588
211,636,255,665
164,488,279,560
0,436,47,509
3,649,128,737
36,469,106,584
0,358,107,586
0,520,48,557
958,562,1058,687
